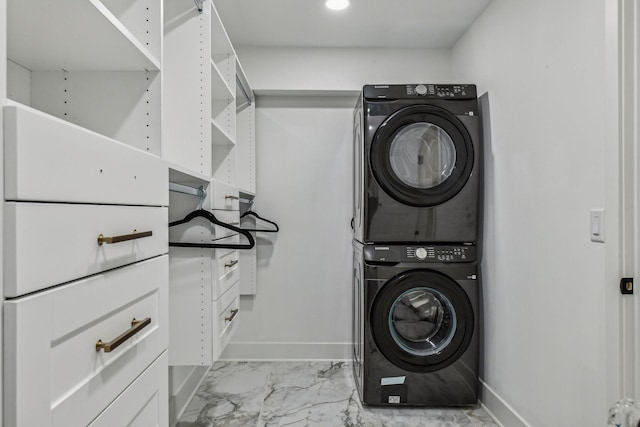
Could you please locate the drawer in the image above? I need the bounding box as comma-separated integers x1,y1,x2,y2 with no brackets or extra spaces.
210,179,239,210
4,203,168,297
89,352,168,427
213,281,240,360
4,104,168,206
214,249,239,300
212,209,240,241
4,255,168,427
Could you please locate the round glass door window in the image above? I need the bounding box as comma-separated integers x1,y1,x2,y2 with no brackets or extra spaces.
370,269,474,372
370,105,474,207
389,287,457,357
389,123,456,190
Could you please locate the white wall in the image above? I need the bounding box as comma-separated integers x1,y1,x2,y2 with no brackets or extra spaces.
222,47,452,359
451,0,610,425
235,46,451,93
224,96,355,359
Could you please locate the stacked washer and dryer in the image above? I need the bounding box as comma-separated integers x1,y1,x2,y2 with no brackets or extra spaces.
352,84,482,406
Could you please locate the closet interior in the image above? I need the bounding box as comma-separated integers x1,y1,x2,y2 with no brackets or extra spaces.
1,0,261,425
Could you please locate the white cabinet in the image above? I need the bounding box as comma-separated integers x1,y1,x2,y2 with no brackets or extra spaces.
3,1,168,426
5,203,168,297
165,1,249,373
89,352,169,427
4,104,168,205
4,256,168,427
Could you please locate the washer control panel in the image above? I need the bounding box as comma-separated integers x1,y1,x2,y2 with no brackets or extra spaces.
363,84,477,100
364,244,477,263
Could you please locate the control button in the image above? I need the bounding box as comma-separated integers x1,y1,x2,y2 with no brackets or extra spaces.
415,84,427,95
415,247,428,260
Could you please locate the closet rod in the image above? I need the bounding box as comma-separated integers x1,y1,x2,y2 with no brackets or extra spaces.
236,100,251,113
239,197,254,205
193,0,203,13
169,182,207,199
236,75,252,107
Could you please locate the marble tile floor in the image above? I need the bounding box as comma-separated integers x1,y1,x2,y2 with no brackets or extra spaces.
176,361,499,427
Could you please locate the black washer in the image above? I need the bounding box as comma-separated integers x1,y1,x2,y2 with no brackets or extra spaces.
370,269,474,373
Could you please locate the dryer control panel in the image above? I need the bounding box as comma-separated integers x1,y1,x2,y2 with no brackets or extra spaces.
363,84,477,100
364,244,477,263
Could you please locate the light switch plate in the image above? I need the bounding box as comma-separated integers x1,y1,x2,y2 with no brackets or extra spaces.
590,209,605,243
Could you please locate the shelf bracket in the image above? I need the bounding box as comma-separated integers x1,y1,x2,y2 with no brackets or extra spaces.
194,0,203,14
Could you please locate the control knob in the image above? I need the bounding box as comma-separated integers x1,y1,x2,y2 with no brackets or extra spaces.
415,84,427,96
415,247,428,260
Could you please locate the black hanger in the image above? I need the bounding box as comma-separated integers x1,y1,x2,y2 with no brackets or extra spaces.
169,209,255,249
240,210,279,233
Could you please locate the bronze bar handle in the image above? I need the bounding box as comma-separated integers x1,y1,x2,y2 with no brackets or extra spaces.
225,195,239,200
225,309,239,322
98,231,153,245
224,260,239,268
96,317,151,353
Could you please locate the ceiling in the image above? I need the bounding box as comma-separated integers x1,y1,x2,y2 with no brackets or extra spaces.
214,0,492,49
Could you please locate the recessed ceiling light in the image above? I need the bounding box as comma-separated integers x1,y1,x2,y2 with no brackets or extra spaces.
325,0,349,11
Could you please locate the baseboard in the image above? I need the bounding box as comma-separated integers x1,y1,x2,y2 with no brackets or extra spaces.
480,380,531,427
220,341,352,361
169,365,210,427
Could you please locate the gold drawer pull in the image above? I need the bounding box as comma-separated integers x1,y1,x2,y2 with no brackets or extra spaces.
224,260,239,268
98,231,153,245
96,317,151,353
225,309,239,322
225,195,239,200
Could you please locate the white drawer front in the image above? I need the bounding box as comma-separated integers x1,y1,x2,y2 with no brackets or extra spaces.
4,104,168,206
212,209,240,241
214,249,239,300
5,203,168,297
89,352,168,427
210,179,239,210
4,255,168,427
214,281,240,360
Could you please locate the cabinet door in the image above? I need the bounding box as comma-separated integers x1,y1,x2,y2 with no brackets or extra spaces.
89,352,168,427
4,104,168,206
213,281,240,360
210,179,239,210
4,256,168,427
4,203,168,297
213,248,239,300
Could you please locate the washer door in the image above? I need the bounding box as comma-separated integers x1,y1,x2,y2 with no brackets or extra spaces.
370,105,473,207
371,269,474,373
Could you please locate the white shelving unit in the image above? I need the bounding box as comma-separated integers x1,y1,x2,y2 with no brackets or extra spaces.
7,0,162,155
162,2,255,421
3,1,169,424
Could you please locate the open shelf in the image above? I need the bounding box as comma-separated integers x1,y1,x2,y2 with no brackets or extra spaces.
8,0,160,71
211,60,235,101
211,119,236,146
168,162,212,186
210,0,235,90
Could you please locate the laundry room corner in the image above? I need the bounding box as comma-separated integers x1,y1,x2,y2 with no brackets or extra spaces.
220,47,454,361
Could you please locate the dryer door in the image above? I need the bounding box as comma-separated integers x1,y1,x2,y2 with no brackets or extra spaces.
370,105,474,207
371,269,474,372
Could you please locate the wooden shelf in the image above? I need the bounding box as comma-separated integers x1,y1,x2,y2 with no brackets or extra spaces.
8,0,160,71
